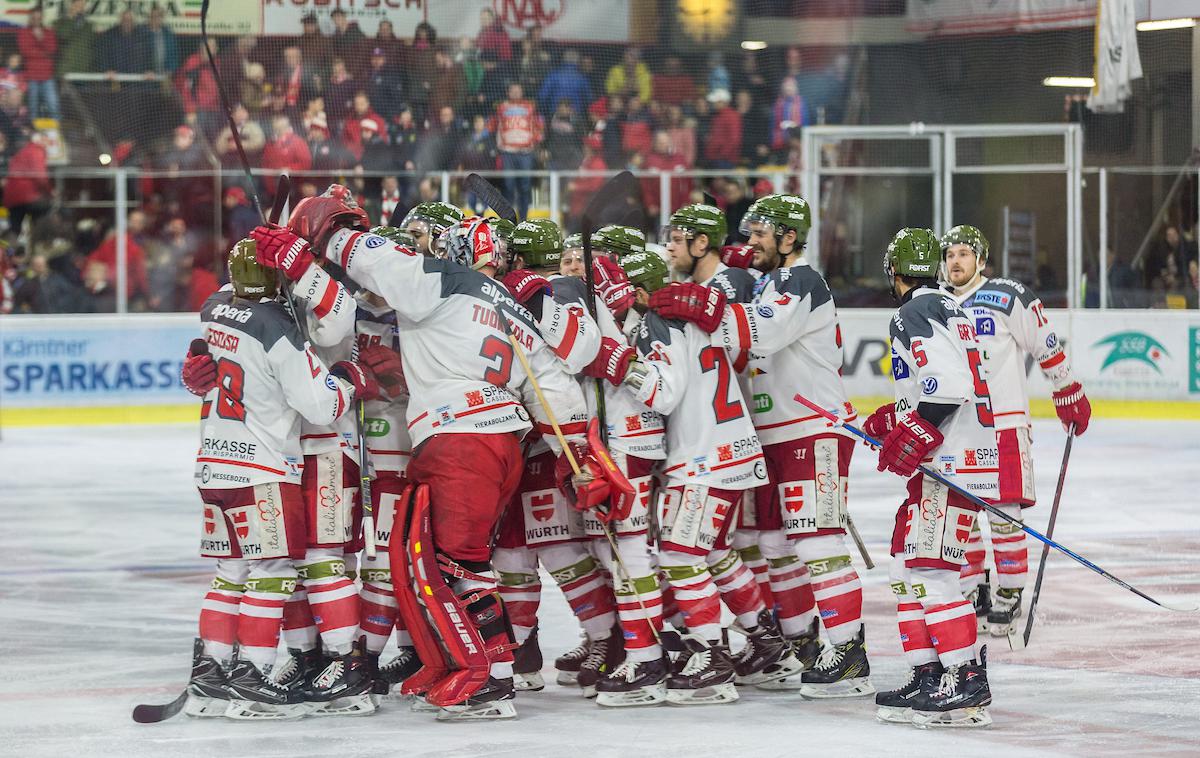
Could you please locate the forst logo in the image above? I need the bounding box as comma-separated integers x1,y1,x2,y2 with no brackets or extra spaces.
1094,331,1169,375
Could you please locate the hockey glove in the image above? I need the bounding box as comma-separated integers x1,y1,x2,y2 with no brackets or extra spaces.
720,244,754,269
554,419,636,520
581,337,635,386
358,343,406,399
592,257,635,317
877,412,944,477
330,360,380,402
1052,381,1091,436
250,224,315,281
181,338,216,397
501,269,552,306
863,403,898,441
648,282,727,334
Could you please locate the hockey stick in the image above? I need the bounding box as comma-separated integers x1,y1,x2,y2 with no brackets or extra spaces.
793,393,1197,612
1010,423,1075,651
357,398,377,559
465,173,517,223
845,515,875,570
131,690,187,724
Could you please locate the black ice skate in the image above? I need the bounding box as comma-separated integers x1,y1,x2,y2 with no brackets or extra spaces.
665,635,738,706
555,635,589,686
271,648,323,692
911,647,992,728
183,638,231,718
875,661,944,724
987,587,1023,638
513,626,545,692
225,658,308,720
733,609,804,686
304,644,377,717
753,617,823,691
799,626,874,699
595,657,669,707
577,628,625,698
968,573,993,633
376,645,423,696
435,676,517,721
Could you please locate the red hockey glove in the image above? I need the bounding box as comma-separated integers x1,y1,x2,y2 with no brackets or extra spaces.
877,412,944,477
863,403,898,441
181,338,216,397
555,419,636,520
250,224,314,281
287,192,369,252
592,257,635,317
330,360,380,402
720,244,754,269
358,343,406,399
648,282,727,333
1052,381,1090,436
581,337,635,386
501,269,552,306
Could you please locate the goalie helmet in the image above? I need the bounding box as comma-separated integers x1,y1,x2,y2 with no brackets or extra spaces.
591,225,646,260
940,224,990,266
439,217,505,272
663,203,727,251
884,228,941,281
228,238,278,300
511,218,563,268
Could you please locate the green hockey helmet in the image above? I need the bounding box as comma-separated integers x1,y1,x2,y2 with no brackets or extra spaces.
228,238,278,300
663,203,727,251
591,224,646,260
884,228,941,280
511,218,563,268
940,224,990,266
739,194,812,249
369,225,417,249
620,250,669,294
402,201,464,238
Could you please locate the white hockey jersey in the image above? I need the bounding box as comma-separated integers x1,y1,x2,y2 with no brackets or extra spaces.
950,277,1076,432
534,274,601,375
709,259,856,445
355,298,413,477
326,228,587,451
889,287,999,500
196,292,356,488
592,304,666,460
632,312,767,491
292,263,358,456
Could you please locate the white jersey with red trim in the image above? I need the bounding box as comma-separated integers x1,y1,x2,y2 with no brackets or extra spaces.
709,258,855,445
889,286,999,500
195,291,355,488
535,274,601,375
950,276,1076,432
631,311,766,490
292,263,358,456
326,228,588,451
355,298,413,477
592,306,666,459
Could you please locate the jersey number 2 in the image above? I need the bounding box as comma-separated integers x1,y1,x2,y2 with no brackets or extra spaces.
480,335,514,387
215,358,247,422
699,347,743,424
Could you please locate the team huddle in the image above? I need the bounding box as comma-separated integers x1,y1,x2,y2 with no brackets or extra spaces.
167,184,1091,729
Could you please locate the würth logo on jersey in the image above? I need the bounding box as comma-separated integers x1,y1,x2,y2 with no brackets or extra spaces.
954,512,974,545
717,444,732,462
203,506,218,534
782,484,805,513
232,510,250,540
712,499,730,530
529,492,556,522
465,390,484,407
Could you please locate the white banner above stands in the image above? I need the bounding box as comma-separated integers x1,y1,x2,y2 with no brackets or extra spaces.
262,0,631,42
906,0,1096,35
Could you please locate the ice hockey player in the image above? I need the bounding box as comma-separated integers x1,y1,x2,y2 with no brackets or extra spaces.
652,194,872,698
941,225,1091,635
560,232,585,278
250,211,618,721
399,201,463,256
658,203,803,689
868,227,997,728
182,238,379,720
493,218,625,696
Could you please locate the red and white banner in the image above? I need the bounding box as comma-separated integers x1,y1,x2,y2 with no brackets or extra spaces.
907,0,1096,35
262,0,630,41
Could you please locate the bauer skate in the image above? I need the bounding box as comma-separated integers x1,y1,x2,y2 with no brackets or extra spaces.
733,610,804,687
665,635,738,706
799,626,874,699
513,627,545,692
595,658,669,707
911,648,992,729
224,659,308,720
435,676,517,721
987,588,1023,638
271,648,323,692
754,617,823,691
304,645,377,717
555,635,589,686
875,661,943,724
182,638,231,719
968,574,993,634
577,628,625,699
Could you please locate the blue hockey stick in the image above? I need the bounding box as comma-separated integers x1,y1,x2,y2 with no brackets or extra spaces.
793,392,1197,613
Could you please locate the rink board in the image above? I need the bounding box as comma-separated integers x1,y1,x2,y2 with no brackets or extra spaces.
2,309,1199,427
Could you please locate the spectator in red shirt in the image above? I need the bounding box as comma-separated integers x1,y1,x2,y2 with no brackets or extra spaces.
703,88,742,169
16,7,58,121
262,115,312,195
476,8,512,62
642,131,693,220
652,56,695,106
490,82,543,220
86,209,149,305
341,92,384,161
3,134,52,237
569,133,606,226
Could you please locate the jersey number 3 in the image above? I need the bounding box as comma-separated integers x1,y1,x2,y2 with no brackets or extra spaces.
699,347,744,424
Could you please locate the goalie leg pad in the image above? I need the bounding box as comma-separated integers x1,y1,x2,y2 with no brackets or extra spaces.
388,483,450,695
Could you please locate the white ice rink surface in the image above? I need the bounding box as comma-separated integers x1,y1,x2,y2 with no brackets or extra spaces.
1,418,1197,757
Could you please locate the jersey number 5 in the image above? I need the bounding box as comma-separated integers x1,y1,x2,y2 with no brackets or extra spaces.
215,358,247,422
966,348,994,427
699,346,744,424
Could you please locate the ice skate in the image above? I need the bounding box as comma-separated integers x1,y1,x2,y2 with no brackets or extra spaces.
182,638,231,718
875,661,944,724
911,648,992,728
595,658,669,707
799,626,874,699
271,647,323,692
304,645,377,717
987,587,1023,637
435,676,517,721
224,658,309,720
968,575,993,634
577,629,625,698
665,635,739,706
376,646,422,696
513,626,545,692
733,610,804,686
754,618,823,691
555,635,589,686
